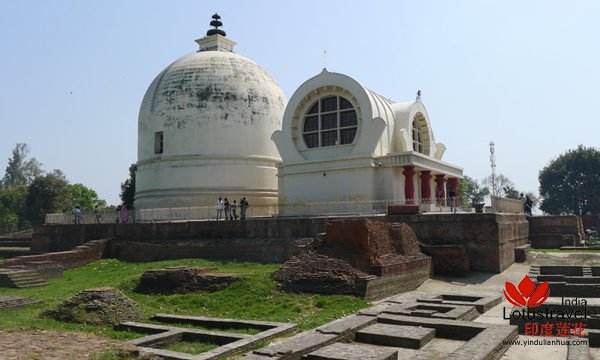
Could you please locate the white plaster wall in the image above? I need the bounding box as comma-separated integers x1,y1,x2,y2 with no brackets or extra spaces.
278,167,376,205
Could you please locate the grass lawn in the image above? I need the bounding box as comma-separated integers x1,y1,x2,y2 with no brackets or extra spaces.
0,258,369,342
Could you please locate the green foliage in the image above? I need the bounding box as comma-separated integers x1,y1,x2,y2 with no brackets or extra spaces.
457,177,468,207
539,145,600,215
120,164,137,209
24,172,71,224
502,184,521,199
69,183,106,210
0,258,369,340
0,145,106,228
0,185,28,232
462,176,489,205
1,143,43,188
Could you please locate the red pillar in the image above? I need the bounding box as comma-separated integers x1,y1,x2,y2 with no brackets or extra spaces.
403,166,416,204
420,171,432,203
448,178,459,202
435,174,446,206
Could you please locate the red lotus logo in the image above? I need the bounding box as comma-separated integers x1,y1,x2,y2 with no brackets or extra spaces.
504,275,550,308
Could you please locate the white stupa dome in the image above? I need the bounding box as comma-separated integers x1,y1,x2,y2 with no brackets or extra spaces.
135,15,286,209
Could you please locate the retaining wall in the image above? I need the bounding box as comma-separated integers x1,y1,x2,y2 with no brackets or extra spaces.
528,216,585,248
32,213,528,273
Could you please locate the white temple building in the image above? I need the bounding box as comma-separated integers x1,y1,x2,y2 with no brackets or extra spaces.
135,15,286,209
272,69,463,212
134,14,463,214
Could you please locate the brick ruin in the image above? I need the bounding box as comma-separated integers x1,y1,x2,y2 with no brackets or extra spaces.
240,291,515,360
528,216,585,249
43,287,142,325
135,266,241,295
272,219,431,300
116,314,297,360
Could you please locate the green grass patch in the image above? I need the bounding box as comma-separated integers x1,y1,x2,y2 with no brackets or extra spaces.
0,258,369,340
529,248,600,253
146,319,262,335
164,339,219,354
89,350,146,360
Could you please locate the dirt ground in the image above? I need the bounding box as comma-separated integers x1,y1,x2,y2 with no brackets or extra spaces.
0,329,139,360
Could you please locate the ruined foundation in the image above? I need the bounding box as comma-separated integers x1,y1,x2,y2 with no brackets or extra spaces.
273,220,431,300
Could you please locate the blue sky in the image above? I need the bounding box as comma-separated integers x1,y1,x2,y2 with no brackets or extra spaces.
1,1,598,205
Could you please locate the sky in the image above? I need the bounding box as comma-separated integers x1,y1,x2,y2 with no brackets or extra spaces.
1,1,599,206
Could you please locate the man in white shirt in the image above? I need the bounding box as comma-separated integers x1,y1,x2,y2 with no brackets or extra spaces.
216,197,224,221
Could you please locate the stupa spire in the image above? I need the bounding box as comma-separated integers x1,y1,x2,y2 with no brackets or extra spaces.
195,13,236,52
206,13,226,37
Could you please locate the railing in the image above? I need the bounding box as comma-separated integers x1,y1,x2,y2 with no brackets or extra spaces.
45,196,477,224
490,196,523,213
45,210,138,225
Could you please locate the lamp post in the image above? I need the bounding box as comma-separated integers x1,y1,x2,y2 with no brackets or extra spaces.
489,141,497,196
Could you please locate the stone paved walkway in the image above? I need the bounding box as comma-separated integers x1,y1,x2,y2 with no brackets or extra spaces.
0,329,139,360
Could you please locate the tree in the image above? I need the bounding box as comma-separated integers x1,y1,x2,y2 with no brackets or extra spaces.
482,174,516,198
120,164,137,209
539,145,600,215
69,183,106,210
0,185,29,231
25,172,70,224
2,143,43,188
459,176,490,206
502,184,521,199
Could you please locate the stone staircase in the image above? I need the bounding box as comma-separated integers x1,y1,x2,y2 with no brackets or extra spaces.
0,295,41,310
0,268,48,288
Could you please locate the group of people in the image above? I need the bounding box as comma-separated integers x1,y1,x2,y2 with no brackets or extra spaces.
435,189,457,214
216,196,249,221
71,204,118,224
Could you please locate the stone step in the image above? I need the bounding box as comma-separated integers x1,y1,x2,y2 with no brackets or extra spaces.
12,278,48,285
0,296,41,310
0,268,48,288
6,272,40,278
13,281,48,288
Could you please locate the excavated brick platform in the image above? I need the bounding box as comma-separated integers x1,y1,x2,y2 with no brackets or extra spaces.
135,266,240,294
116,314,297,360
273,219,431,300
241,291,515,360
529,265,600,297
355,323,435,349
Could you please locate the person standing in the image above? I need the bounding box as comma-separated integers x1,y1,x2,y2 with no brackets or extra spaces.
525,195,533,216
72,206,82,224
448,190,456,214
231,200,238,220
224,198,231,221
94,205,102,223
216,197,224,221
240,197,249,220
119,204,128,224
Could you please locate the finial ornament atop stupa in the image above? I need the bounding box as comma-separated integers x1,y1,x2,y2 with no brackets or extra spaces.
206,13,226,37
416,90,422,101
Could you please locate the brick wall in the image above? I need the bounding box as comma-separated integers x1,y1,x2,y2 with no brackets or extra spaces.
33,213,529,273
0,239,109,271
528,216,584,248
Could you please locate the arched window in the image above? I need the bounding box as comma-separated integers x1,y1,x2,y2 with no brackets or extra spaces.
302,96,358,148
412,120,424,153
